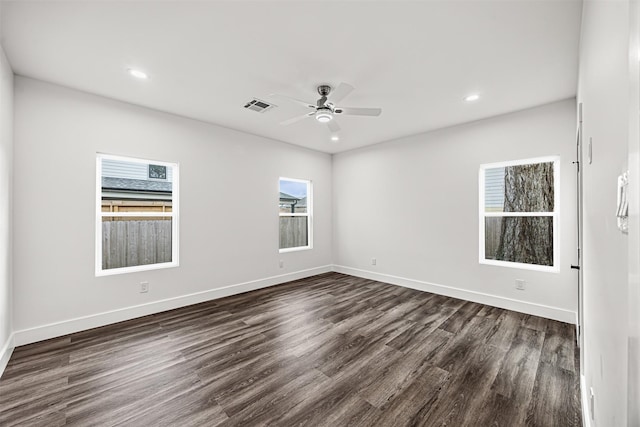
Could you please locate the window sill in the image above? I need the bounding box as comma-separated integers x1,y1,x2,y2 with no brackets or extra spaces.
279,246,313,254
96,261,179,277
480,259,560,273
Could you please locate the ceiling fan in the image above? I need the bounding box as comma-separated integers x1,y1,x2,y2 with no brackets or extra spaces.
272,83,382,134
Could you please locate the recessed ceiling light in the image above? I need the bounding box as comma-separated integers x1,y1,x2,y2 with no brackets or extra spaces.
128,68,149,79
331,135,339,142
464,94,480,102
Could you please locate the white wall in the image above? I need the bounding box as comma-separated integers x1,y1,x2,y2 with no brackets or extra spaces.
577,1,634,426
0,43,14,370
12,77,332,344
333,99,577,322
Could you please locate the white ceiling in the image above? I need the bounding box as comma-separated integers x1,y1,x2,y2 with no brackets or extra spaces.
0,1,582,154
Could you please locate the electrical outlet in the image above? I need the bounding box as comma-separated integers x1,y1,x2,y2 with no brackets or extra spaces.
279,260,284,269
515,279,526,290
371,258,377,266
140,281,149,293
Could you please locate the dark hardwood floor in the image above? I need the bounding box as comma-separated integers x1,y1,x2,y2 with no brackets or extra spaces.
0,272,581,426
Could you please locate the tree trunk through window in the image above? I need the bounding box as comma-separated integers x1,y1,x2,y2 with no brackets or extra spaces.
495,162,554,266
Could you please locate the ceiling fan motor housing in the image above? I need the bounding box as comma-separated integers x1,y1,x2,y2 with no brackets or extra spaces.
317,85,332,96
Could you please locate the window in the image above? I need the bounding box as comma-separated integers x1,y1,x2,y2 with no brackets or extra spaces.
479,156,559,272
148,164,167,180
96,154,179,275
279,177,312,252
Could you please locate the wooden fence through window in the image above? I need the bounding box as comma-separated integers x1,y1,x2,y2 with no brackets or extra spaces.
102,220,172,270
279,216,308,249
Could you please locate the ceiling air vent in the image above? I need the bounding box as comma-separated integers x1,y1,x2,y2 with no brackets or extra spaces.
244,98,276,113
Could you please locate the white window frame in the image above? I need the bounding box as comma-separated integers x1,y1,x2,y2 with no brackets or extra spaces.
479,156,560,273
96,153,180,276
279,177,313,253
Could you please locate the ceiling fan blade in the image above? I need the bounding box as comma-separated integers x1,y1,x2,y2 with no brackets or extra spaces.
280,112,315,126
335,107,382,117
327,119,341,133
270,93,316,109
327,82,354,104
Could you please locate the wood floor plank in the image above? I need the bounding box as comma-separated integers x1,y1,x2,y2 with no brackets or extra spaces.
217,369,332,427
0,376,68,427
0,272,581,426
521,313,549,332
329,342,404,385
540,319,577,373
213,357,313,417
525,361,582,426
483,310,524,350
421,341,509,426
357,348,437,408
321,396,380,427
491,326,545,399
373,365,450,427
439,300,484,334
353,308,416,344
272,379,373,426
474,326,545,426
387,321,453,356
473,391,527,427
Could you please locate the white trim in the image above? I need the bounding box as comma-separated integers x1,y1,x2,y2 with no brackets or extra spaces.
581,375,593,427
96,261,179,277
479,156,560,273
575,311,580,347
98,152,175,167
99,212,174,218
278,176,310,185
0,333,15,379
483,212,555,217
480,259,560,273
9,265,578,356
279,246,312,253
332,265,576,323
279,177,313,252
480,155,561,169
13,265,332,347
96,153,180,277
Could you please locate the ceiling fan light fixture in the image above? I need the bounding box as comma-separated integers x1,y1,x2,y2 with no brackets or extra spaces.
315,110,333,123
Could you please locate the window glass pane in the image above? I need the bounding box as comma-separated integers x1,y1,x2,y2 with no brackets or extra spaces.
102,158,174,181
485,216,553,266
484,162,554,213
102,217,172,270
279,179,308,214
101,201,173,215
279,216,308,249
484,167,505,212
102,158,173,212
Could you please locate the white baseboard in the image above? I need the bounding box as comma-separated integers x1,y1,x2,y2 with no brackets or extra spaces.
0,332,15,379
11,263,576,349
13,265,332,347
581,375,592,427
332,265,576,324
